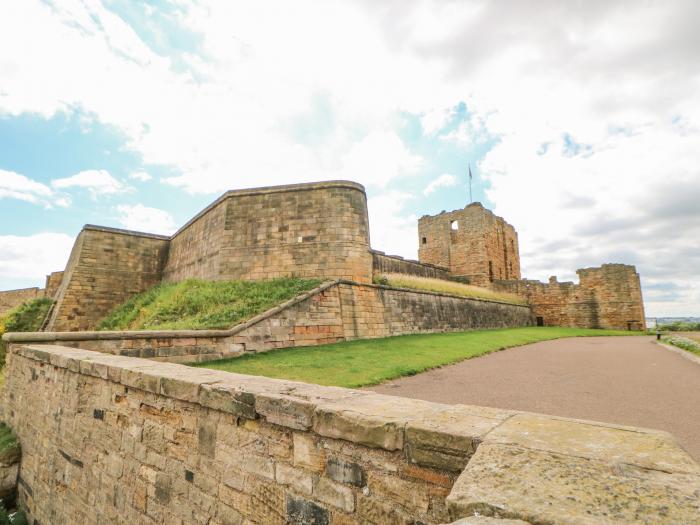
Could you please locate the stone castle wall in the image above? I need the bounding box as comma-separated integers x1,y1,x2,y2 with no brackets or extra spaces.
4,344,698,524
5,281,533,362
45,226,170,332
164,181,372,284
371,250,451,280
0,287,44,317
418,203,521,287
493,264,646,330
43,271,64,299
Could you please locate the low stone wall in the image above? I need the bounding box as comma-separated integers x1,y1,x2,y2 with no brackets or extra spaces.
371,250,451,280
4,281,532,361
0,287,44,317
3,345,698,524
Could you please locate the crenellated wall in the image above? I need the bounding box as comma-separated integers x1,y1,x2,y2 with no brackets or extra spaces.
493,264,646,330
3,344,698,524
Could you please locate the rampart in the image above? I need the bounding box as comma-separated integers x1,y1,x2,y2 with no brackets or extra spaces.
163,181,372,283
493,264,646,330
5,281,533,362
418,203,521,287
3,344,698,524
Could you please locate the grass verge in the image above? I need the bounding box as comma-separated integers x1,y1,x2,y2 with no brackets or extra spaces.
374,273,526,304
664,335,700,356
198,326,636,388
97,278,322,331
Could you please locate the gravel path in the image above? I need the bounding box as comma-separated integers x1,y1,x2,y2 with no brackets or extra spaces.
368,336,700,460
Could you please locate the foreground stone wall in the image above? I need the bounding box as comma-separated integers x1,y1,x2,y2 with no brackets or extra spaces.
3,345,698,524
418,203,521,287
493,264,646,330
0,287,43,317
5,281,532,360
45,226,170,332
164,181,373,284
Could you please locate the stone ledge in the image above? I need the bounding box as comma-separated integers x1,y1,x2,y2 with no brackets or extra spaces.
10,344,699,524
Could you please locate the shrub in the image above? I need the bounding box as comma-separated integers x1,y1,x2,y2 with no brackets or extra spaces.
0,298,53,367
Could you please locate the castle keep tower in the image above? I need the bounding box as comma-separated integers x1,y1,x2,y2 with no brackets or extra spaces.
418,203,521,287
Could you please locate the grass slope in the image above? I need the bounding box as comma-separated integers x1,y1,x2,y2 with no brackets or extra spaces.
374,273,526,304
97,278,322,331
198,326,636,388
0,297,53,367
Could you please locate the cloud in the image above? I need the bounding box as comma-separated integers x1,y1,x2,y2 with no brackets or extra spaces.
423,174,458,195
128,171,152,182
0,169,53,205
52,170,127,197
116,204,177,235
0,232,74,284
1,0,699,315
367,192,418,258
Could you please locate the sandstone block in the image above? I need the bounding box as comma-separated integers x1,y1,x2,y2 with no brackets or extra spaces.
324,457,365,487
293,433,326,472
446,443,700,524
286,495,329,525
314,477,355,512
275,463,314,495
255,393,315,431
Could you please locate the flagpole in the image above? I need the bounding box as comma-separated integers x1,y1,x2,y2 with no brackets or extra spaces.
468,162,473,203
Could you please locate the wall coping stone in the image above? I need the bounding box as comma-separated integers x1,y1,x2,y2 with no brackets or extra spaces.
82,224,171,240
10,343,700,524
2,279,528,343
370,249,450,271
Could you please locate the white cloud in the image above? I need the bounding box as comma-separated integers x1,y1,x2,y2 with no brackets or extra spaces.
368,192,418,259
423,174,458,196
128,171,152,182
116,204,177,235
0,233,74,284
52,170,127,197
0,169,53,204
1,1,699,315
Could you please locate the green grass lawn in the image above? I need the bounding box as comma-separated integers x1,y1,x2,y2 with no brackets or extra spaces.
198,326,637,388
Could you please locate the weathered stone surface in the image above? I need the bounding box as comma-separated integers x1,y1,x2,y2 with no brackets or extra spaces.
325,457,365,487
483,413,700,475
287,495,329,525
313,478,355,512
406,405,512,471
447,443,700,524
448,517,531,525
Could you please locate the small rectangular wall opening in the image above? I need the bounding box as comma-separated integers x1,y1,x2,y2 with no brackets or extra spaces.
422,237,427,244
488,261,494,282
536,316,544,327
450,220,459,230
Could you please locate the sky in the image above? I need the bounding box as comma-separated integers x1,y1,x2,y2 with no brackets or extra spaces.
0,1,698,317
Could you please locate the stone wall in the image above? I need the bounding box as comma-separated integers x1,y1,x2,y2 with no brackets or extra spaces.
45,226,170,332
371,250,451,280
3,344,698,524
0,287,43,317
164,181,373,284
493,264,646,330
43,271,64,299
418,203,521,287
5,281,533,360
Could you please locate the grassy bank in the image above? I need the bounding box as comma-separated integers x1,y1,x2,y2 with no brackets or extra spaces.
374,273,525,304
198,326,636,388
664,335,700,356
97,278,322,331
0,298,53,367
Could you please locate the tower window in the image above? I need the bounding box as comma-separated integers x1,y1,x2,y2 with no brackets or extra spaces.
450,220,459,231
422,237,427,244
488,261,494,282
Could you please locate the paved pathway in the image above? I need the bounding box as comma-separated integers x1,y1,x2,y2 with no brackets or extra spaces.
369,336,700,460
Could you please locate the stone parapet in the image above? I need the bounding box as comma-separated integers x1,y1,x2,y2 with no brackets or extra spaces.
3,344,698,524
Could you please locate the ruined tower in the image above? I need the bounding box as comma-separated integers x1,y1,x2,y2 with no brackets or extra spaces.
417,203,521,287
